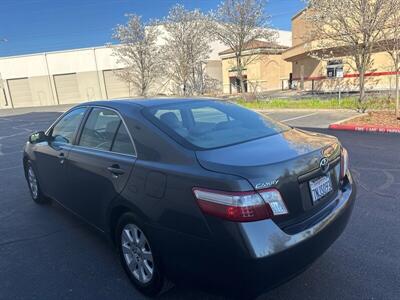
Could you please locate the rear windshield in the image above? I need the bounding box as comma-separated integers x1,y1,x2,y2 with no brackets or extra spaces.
143,100,290,150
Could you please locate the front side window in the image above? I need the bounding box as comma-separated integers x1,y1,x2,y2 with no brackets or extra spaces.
144,101,290,150
51,108,86,144
79,107,135,155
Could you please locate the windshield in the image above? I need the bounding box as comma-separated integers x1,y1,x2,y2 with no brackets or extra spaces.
143,100,290,150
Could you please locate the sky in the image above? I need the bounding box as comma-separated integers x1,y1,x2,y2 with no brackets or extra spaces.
0,0,304,57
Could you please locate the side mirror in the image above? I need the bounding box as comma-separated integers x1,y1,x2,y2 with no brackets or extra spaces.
29,131,49,144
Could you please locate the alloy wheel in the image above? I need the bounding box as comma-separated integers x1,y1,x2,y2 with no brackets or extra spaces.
121,224,154,284
27,166,39,200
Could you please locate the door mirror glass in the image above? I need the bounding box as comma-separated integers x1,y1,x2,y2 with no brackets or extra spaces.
29,131,48,144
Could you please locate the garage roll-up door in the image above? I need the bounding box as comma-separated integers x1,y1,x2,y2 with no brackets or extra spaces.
54,73,80,104
103,70,130,99
8,78,33,108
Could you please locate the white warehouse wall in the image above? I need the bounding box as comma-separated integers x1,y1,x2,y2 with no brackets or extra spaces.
0,54,49,78
0,28,291,108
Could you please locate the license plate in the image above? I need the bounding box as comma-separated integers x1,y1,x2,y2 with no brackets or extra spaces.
309,175,333,203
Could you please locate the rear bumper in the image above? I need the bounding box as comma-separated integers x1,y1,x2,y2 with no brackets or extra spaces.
237,179,356,294
240,179,355,259
155,177,356,295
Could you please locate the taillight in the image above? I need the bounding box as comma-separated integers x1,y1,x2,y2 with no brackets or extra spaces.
193,188,288,222
340,147,349,180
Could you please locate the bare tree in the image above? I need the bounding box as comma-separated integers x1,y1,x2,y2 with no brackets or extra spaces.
381,0,400,119
162,4,212,96
111,14,162,97
305,0,390,111
211,0,276,96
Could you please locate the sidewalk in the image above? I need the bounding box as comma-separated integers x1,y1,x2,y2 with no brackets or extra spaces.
0,104,72,116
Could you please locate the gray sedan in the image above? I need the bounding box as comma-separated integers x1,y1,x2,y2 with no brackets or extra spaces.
23,98,356,298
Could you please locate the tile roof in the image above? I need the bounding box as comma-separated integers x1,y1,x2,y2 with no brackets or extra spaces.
219,40,289,56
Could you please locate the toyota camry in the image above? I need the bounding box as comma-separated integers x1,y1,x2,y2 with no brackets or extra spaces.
23,98,356,298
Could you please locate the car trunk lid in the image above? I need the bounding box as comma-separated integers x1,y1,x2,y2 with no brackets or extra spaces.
195,129,341,227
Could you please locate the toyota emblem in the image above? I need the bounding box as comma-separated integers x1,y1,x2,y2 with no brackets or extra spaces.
320,157,330,173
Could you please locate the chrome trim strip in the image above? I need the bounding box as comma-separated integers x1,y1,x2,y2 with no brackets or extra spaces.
71,144,137,159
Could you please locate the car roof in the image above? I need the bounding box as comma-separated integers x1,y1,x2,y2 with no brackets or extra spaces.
79,97,222,109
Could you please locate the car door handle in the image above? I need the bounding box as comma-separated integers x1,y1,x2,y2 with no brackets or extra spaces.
59,152,65,164
107,165,125,176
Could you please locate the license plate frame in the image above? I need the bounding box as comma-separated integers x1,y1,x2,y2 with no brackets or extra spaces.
309,175,333,203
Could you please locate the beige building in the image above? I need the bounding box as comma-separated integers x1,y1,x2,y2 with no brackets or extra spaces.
220,40,292,94
283,9,398,92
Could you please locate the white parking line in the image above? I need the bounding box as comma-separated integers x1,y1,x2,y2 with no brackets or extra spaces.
281,112,319,123
0,131,29,140
0,165,20,171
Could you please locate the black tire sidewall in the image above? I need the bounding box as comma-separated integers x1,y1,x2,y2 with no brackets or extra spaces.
116,213,164,296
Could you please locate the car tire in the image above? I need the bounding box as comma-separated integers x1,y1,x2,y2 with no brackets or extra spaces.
25,161,51,205
116,213,166,297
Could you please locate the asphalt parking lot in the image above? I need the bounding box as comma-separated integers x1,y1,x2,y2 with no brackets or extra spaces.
0,106,399,300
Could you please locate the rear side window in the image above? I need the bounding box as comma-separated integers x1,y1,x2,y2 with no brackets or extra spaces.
144,101,290,150
78,107,135,155
79,108,121,151
112,124,136,155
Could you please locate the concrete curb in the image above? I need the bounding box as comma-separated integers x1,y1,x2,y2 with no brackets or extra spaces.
329,112,400,134
255,108,357,113
329,123,400,134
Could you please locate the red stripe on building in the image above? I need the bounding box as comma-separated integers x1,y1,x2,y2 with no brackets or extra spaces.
293,71,399,82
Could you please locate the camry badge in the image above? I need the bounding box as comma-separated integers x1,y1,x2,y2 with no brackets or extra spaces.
255,179,279,189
